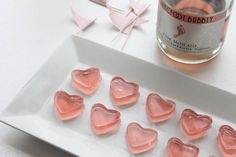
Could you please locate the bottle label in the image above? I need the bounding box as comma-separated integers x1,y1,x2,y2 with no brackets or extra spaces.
157,0,226,53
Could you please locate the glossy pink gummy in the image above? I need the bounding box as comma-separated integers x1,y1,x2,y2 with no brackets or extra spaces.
91,103,121,135
54,91,84,120
217,125,236,157
110,77,140,106
71,67,101,95
167,137,199,157
180,109,213,140
126,122,158,154
146,93,176,123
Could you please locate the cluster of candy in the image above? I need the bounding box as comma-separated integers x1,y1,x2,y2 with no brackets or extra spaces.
54,67,236,157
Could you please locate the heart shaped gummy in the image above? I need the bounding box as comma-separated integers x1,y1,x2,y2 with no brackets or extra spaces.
217,125,236,157
54,91,84,120
126,122,158,154
91,103,121,135
110,77,140,106
71,67,101,95
180,109,213,140
167,137,199,157
146,93,176,123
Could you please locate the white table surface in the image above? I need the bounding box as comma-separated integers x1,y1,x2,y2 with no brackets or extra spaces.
0,0,235,156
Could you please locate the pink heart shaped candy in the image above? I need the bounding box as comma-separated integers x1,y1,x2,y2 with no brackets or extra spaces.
126,122,158,154
91,103,121,135
110,77,140,106
167,137,199,157
180,109,213,140
146,93,176,123
54,91,84,120
71,67,101,95
217,125,236,157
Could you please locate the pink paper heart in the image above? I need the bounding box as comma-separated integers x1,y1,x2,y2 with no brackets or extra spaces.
129,0,151,16
167,137,199,157
110,77,140,106
109,9,134,34
91,103,121,135
109,9,148,35
54,91,84,120
126,122,158,154
180,109,213,140
71,67,101,95
71,9,96,31
217,125,236,157
146,93,176,123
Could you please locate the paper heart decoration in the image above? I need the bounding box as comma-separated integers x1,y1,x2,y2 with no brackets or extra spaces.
126,122,158,154
109,9,134,34
180,109,213,140
71,9,96,31
54,91,84,120
90,103,121,135
167,137,199,157
109,9,148,34
217,125,236,157
146,93,176,123
71,67,101,95
130,0,151,16
110,77,140,106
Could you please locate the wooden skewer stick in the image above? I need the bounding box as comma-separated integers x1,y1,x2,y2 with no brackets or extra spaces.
120,31,131,50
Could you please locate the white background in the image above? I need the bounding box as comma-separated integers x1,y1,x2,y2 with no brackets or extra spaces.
0,0,235,156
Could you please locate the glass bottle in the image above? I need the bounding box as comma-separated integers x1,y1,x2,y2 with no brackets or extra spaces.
157,0,234,64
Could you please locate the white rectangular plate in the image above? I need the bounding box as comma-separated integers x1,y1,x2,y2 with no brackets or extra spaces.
1,36,236,157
